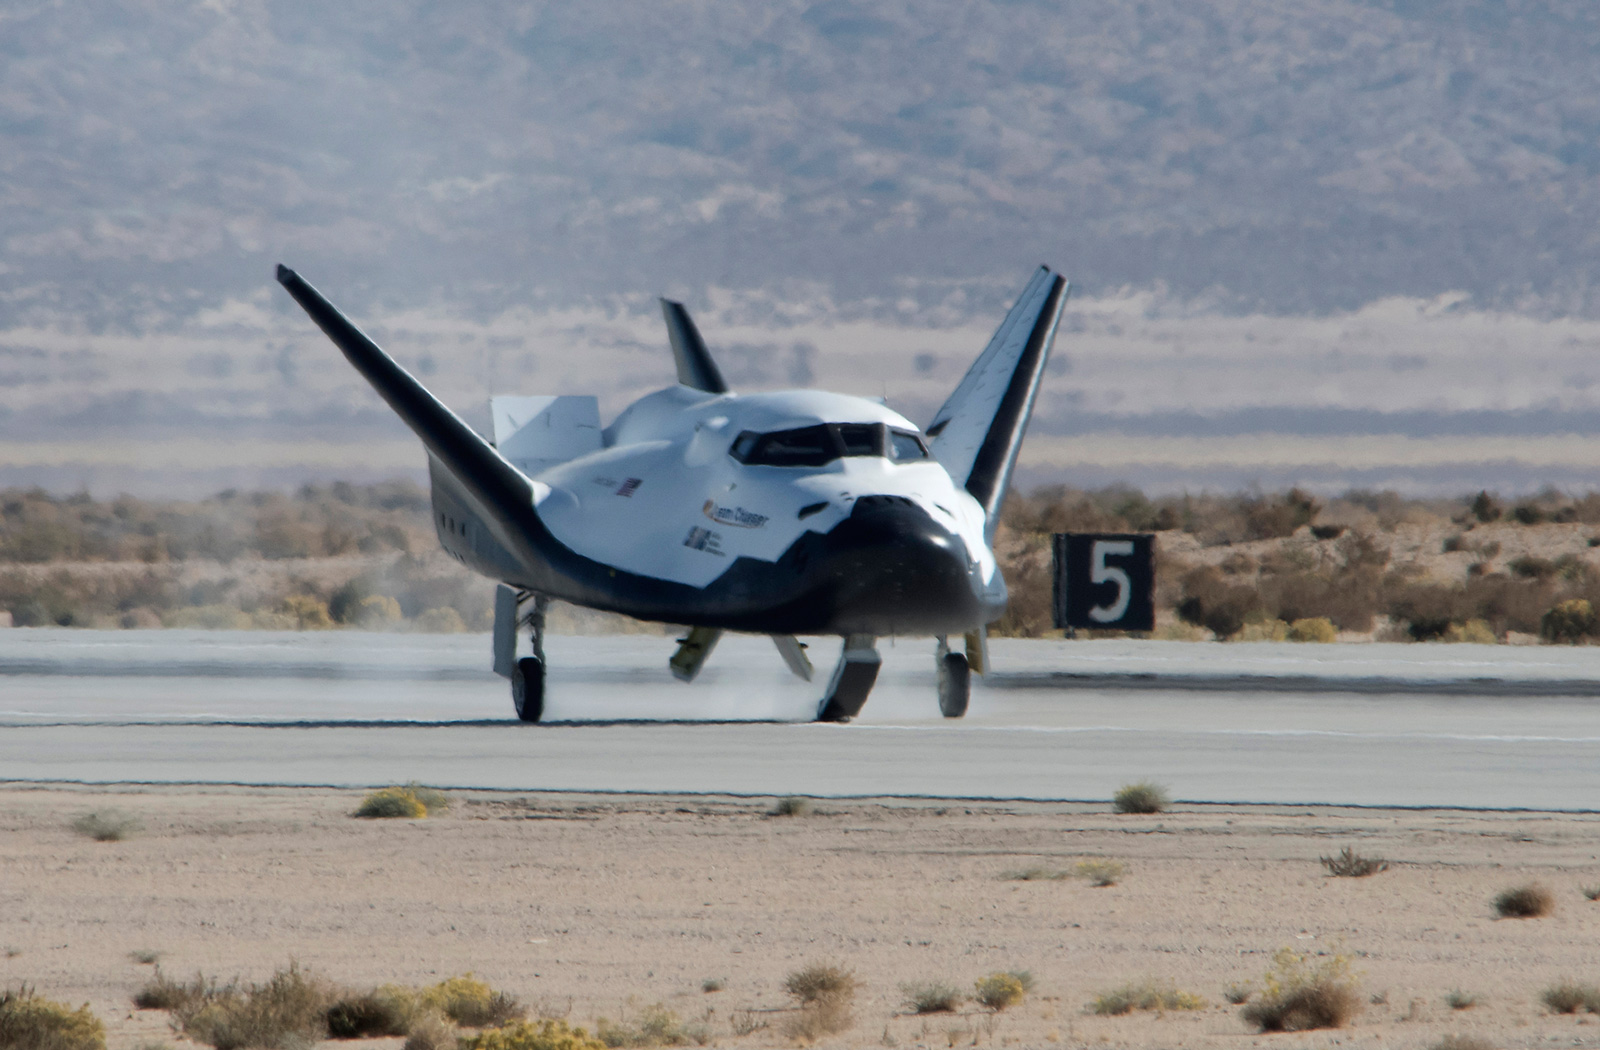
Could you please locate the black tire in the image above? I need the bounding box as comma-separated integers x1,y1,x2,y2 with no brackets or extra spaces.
512,656,545,722
938,651,970,718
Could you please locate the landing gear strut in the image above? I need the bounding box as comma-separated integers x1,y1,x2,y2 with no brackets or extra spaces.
815,634,880,722
936,636,970,718
495,585,548,722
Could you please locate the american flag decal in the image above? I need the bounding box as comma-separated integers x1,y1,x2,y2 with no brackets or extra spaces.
616,477,642,497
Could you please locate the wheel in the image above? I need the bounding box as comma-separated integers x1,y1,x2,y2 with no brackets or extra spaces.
512,656,545,722
937,651,970,718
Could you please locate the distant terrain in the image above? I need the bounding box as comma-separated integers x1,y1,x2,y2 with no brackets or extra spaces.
7,481,1600,644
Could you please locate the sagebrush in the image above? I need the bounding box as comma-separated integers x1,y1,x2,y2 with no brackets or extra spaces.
1239,948,1360,1032
1112,782,1168,814
0,986,107,1050
1090,980,1204,1015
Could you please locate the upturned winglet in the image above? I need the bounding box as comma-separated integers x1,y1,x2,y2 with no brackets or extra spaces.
660,299,728,394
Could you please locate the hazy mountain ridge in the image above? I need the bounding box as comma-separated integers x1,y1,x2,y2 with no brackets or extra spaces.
3,0,1600,330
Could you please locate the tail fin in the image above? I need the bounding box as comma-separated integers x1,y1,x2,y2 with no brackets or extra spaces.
926,267,1069,538
661,299,728,393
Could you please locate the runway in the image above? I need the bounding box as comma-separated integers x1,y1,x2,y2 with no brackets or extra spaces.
4,629,1600,809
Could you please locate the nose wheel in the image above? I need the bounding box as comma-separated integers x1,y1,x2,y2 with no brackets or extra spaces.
936,637,970,718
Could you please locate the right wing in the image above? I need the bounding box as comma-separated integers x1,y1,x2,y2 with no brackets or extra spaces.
925,266,1070,539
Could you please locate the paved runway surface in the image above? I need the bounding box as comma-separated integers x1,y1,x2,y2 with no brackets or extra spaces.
4,630,1600,809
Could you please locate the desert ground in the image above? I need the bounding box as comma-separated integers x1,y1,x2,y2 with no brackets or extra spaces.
4,785,1600,1049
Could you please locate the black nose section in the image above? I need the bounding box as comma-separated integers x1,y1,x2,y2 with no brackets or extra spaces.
815,495,981,635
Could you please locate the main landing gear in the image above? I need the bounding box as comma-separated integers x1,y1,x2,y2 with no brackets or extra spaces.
495,585,548,722
936,636,971,719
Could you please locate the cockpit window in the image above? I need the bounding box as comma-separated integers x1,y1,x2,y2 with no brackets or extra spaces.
889,429,929,461
731,423,930,467
738,425,837,467
837,423,882,457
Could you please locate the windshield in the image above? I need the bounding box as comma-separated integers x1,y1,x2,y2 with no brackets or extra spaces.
731,424,928,467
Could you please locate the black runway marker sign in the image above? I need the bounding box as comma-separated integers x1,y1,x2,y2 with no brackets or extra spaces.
1052,533,1155,632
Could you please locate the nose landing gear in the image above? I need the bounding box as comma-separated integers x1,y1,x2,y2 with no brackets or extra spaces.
816,634,881,722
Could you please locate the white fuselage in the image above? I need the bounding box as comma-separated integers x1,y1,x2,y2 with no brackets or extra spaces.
521,386,1005,632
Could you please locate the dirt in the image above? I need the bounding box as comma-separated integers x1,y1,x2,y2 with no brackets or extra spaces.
4,785,1600,1050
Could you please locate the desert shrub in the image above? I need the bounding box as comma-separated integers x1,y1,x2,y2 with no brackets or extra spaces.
1541,982,1600,1014
1223,984,1252,1004
595,1004,696,1047
172,964,335,1050
1112,781,1168,814
355,787,429,819
71,810,140,842
1287,617,1337,643
1471,491,1502,523
461,1020,606,1050
0,986,107,1050
1243,489,1320,540
1090,981,1204,1015
403,1012,457,1050
973,974,1025,1012
418,975,522,1028
1582,884,1600,901
784,964,857,1006
130,950,161,965
1176,567,1260,638
133,970,210,1013
1494,883,1553,918
404,784,450,814
699,979,723,993
901,982,962,1014
728,1012,766,1037
1320,847,1388,877
1075,859,1127,886
1512,503,1546,525
1240,948,1360,1032
1234,617,1289,642
278,594,334,630
1443,990,1478,1010
1445,619,1497,644
326,990,411,1038
771,797,813,817
1542,599,1597,643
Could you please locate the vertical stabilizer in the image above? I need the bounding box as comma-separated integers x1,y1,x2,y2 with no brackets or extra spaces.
925,267,1069,538
661,299,729,393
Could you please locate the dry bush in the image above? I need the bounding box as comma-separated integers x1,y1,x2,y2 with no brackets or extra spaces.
418,975,523,1028
1582,884,1600,901
728,1011,766,1037
0,986,106,1050
1320,847,1389,877
1074,859,1127,886
595,1003,699,1047
973,974,1025,1012
1175,566,1260,638
699,979,723,994
1445,619,1497,644
1090,981,1204,1015
1443,990,1479,1010
355,787,431,819
71,810,140,842
130,950,161,966
901,982,962,1014
325,990,411,1038
133,970,211,1013
770,797,813,817
1542,599,1597,643
1112,782,1168,814
1287,617,1337,642
1240,948,1360,1032
402,1012,456,1050
1494,883,1554,918
1541,982,1600,1014
1223,984,1252,1005
161,963,335,1050
784,964,857,1006
460,1020,606,1050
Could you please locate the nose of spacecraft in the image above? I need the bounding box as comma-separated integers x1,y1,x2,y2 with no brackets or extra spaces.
817,495,982,634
